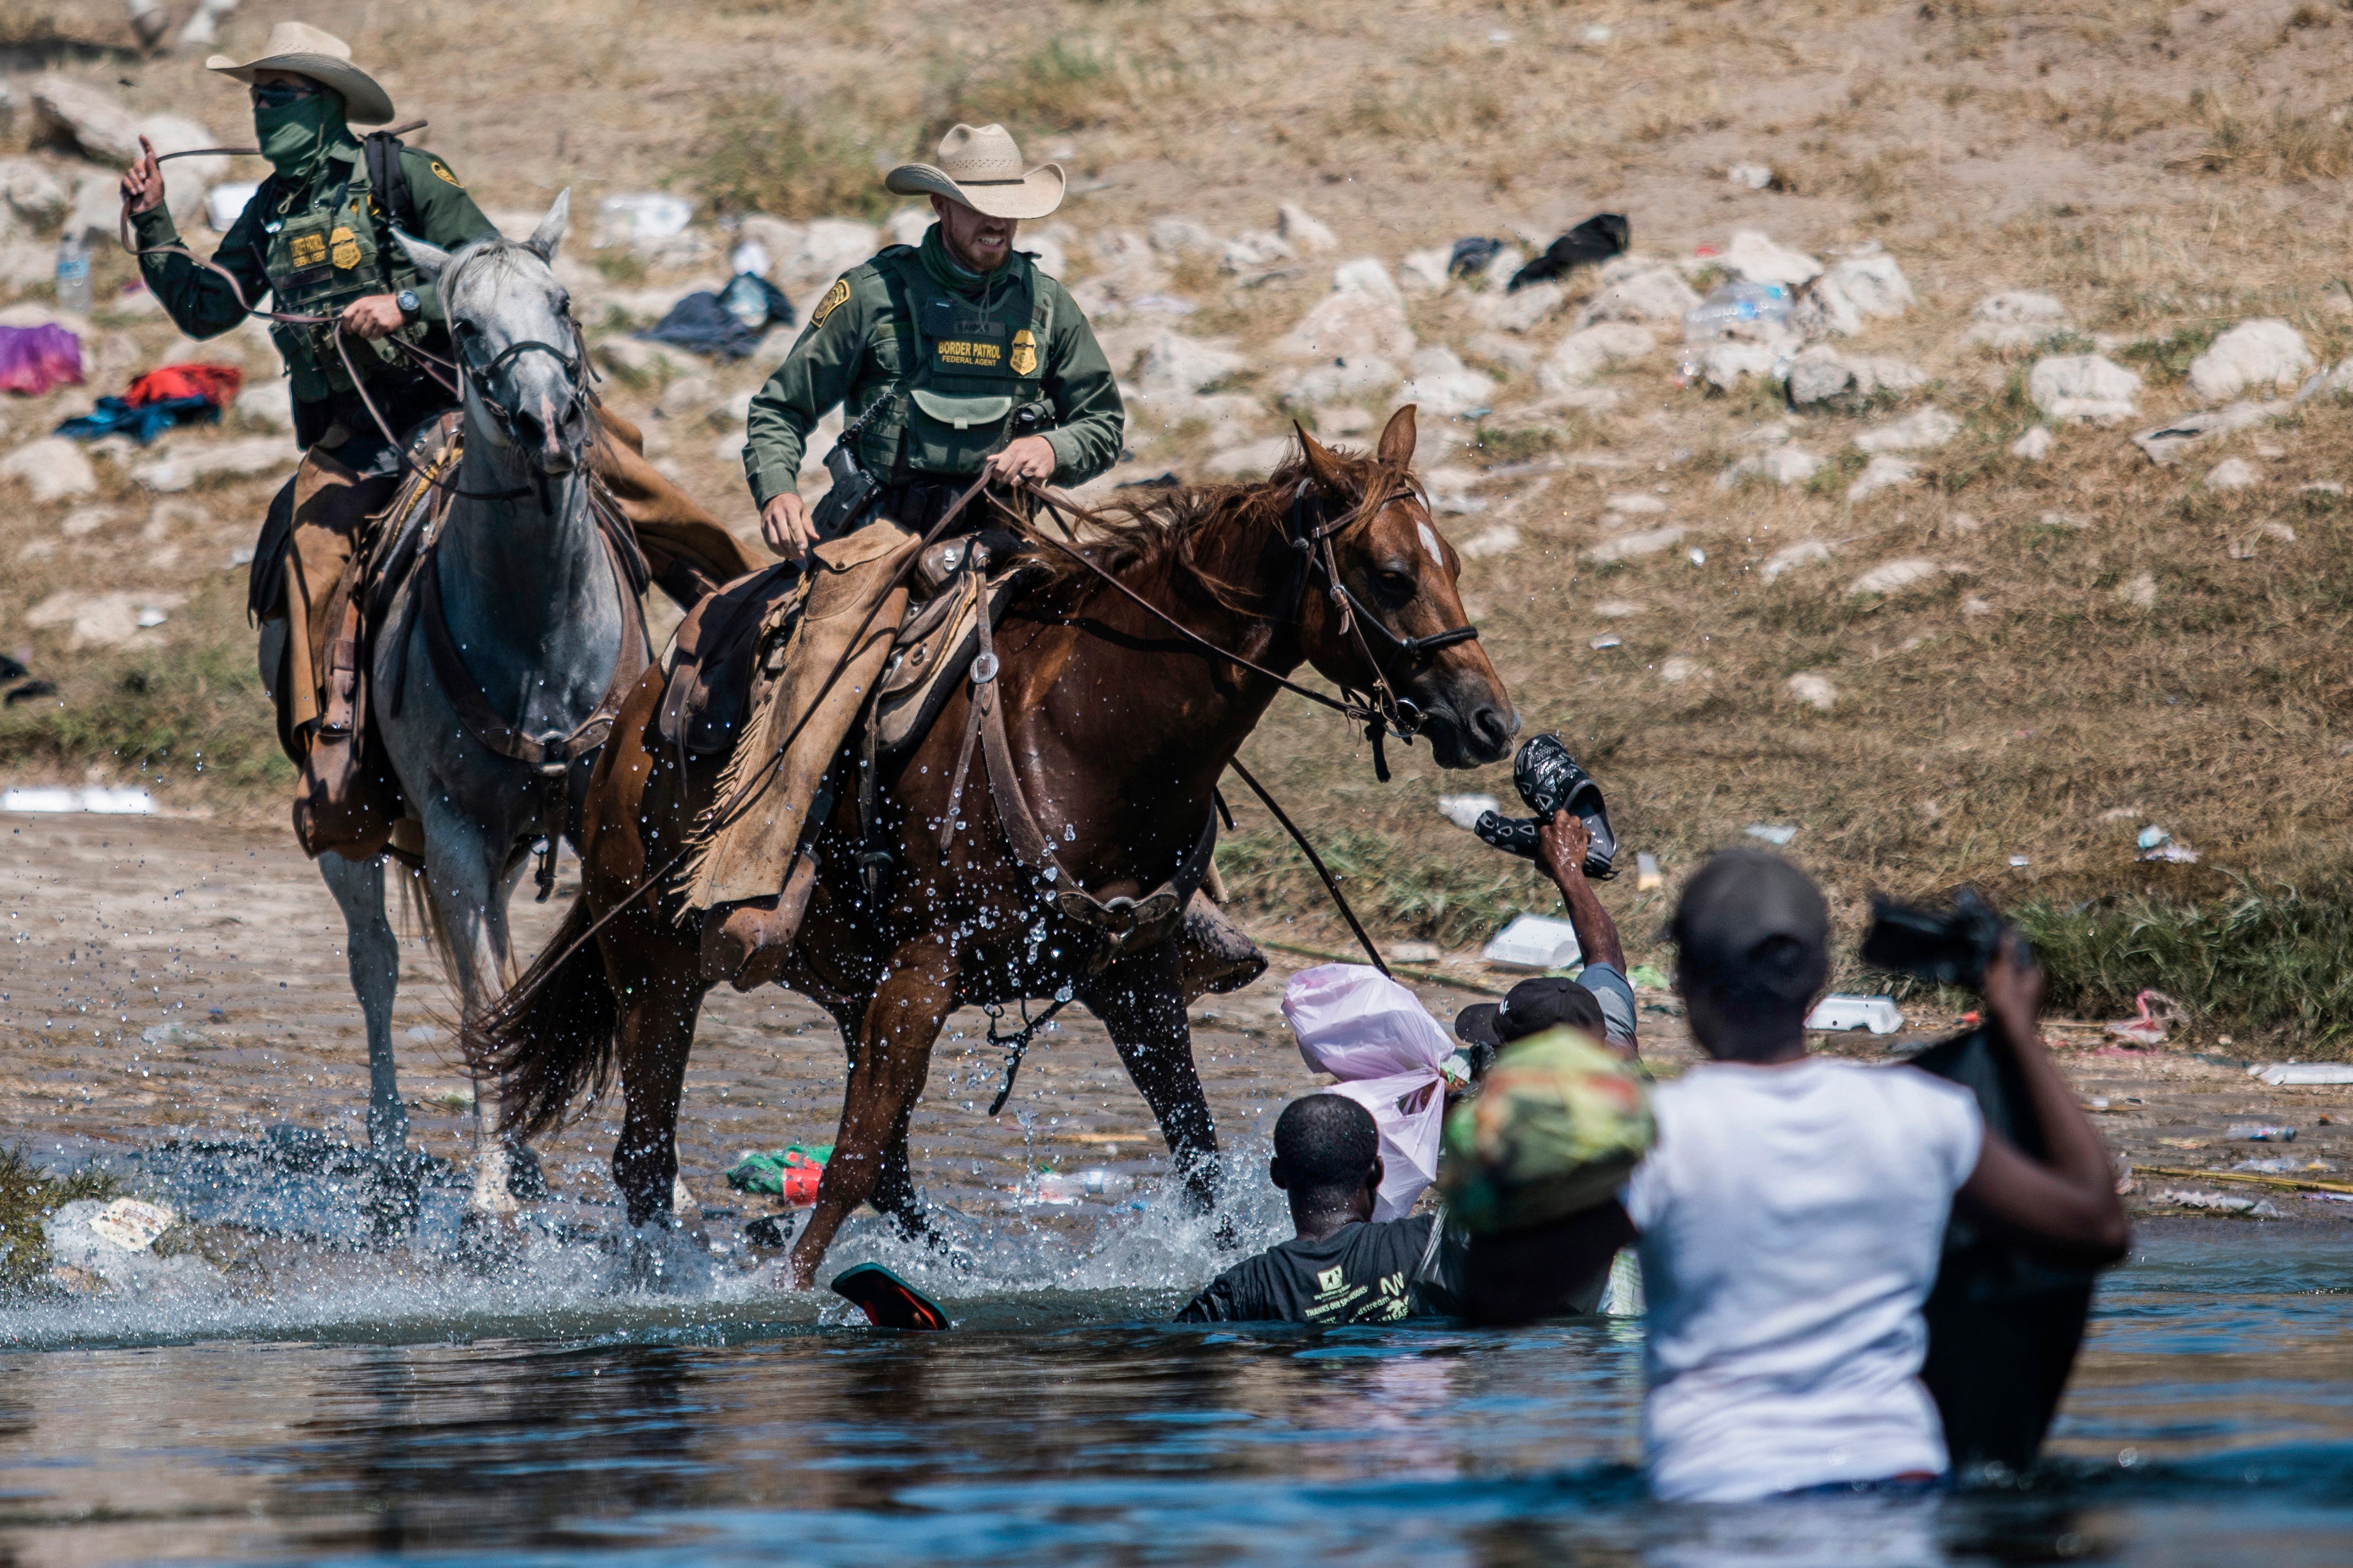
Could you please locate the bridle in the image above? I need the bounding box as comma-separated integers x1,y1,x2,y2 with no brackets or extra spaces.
438,251,595,507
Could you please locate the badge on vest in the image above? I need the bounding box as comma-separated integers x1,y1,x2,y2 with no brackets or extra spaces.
329,226,362,270
289,232,327,267
1010,329,1039,377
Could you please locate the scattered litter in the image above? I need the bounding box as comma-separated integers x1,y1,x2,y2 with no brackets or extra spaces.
1026,1169,1137,1206
1636,852,1661,891
1482,913,1584,972
725,1143,832,1206
1727,163,1773,191
2229,1124,2296,1143
2236,1156,2335,1175
1389,941,1442,965
1590,633,1622,651
1806,995,1904,1035
1582,23,1614,43
1743,823,1798,845
1507,214,1629,294
636,273,794,360
1682,280,1792,344
2159,1188,2283,1217
1627,963,1671,990
1448,237,1505,278
2142,842,2199,864
86,1198,176,1252
2257,1063,2353,1087
2104,989,2182,1047
140,1021,207,1047
2008,854,2031,868
0,323,84,396
3,786,155,814
1436,793,1499,831
595,191,693,247
56,362,242,444
135,606,168,629
2136,824,2171,849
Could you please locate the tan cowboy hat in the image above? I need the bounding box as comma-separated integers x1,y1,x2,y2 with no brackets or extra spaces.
206,21,396,125
885,124,1064,222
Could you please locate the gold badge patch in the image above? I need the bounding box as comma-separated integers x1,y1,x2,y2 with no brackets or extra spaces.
288,232,327,267
329,226,362,270
811,277,851,328
430,160,462,188
1009,328,1038,377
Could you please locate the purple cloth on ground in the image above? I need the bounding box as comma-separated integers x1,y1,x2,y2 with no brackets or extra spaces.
0,324,85,396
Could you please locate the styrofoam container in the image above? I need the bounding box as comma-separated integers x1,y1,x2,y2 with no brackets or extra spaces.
4,787,154,814
1481,913,1584,972
2258,1063,2353,1087
1806,994,1904,1035
205,181,260,233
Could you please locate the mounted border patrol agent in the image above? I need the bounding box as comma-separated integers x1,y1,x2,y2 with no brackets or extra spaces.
694,124,1129,976
122,22,753,859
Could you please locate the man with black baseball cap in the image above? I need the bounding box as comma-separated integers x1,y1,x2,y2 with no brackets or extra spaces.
1457,846,2128,1501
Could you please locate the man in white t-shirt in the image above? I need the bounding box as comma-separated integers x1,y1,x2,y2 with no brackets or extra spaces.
1460,849,2130,1501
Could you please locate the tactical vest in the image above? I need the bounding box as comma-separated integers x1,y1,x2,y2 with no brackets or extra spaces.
260,159,431,405
850,246,1056,480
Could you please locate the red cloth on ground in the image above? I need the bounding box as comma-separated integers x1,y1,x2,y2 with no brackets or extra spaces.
124,363,244,409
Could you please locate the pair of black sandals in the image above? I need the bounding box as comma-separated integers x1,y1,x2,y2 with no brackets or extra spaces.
1471,735,1619,881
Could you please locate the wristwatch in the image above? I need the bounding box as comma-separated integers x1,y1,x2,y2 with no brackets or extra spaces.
394,289,420,321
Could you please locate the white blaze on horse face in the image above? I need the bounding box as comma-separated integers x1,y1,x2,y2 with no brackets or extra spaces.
1417,519,1445,566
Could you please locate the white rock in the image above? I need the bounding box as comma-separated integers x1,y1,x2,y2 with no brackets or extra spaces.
1135,332,1246,397
1786,350,1856,407
784,218,881,287
1277,203,1337,253
1464,332,1538,375
1022,231,1068,279
1576,267,1701,329
1848,455,1919,502
2227,520,2297,559
2116,573,2158,609
0,157,70,226
1538,322,1657,393
2010,425,2053,460
0,437,95,501
1865,358,1928,395
2185,319,2314,406
1785,671,1840,711
26,589,185,648
884,206,931,248
1718,446,1822,488
1331,256,1404,308
59,503,120,537
1660,656,1707,683
1472,281,1565,334
1727,163,1773,190
1722,229,1821,288
1456,523,1521,559
712,429,748,463
1605,492,1668,516
1221,230,1295,272
593,336,698,381
1966,291,2071,350
1760,538,1833,584
1149,217,1223,258
1854,407,1960,454
2297,357,2353,402
2204,456,2260,490
1799,253,1914,337
733,215,804,277
1398,347,1496,417
129,436,296,492
1702,340,1781,390
1471,245,1524,293
31,78,140,160
1274,289,1415,362
654,373,717,420
1584,525,1686,563
1277,356,1400,407
2027,355,2141,424
2130,401,2286,465
1205,436,1296,477
1848,557,1947,596
232,383,294,431
1399,247,1452,294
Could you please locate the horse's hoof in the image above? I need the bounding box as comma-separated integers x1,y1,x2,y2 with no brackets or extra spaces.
455,1205,526,1271
363,1153,425,1242
504,1143,551,1202
1177,893,1267,1005
618,1225,710,1294
1211,1214,1244,1254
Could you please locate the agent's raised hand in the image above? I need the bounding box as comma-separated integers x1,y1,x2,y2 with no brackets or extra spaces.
121,135,165,217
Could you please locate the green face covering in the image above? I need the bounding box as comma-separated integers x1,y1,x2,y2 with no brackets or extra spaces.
255,95,348,181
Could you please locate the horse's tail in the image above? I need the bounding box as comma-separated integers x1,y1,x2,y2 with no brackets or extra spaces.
465,893,618,1139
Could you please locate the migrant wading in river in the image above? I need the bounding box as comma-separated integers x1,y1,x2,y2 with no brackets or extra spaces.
471,407,1518,1288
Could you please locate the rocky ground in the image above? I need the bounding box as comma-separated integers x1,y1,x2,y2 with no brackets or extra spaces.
5,0,2353,1066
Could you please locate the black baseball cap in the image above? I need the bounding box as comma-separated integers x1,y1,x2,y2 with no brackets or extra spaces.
1666,848,1830,1006
1455,976,1608,1049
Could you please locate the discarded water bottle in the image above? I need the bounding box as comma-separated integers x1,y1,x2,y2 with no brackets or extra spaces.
54,231,91,316
1682,280,1791,343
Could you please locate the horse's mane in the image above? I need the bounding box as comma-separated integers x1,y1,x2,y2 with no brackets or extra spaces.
439,235,561,318
1022,443,1417,614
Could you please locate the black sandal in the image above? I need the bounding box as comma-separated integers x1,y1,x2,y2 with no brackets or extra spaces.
1472,735,1619,879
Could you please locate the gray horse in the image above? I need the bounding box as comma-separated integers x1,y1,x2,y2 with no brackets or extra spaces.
318,191,644,1221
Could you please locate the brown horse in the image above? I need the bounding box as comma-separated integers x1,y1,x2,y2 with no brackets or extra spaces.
475,406,1516,1286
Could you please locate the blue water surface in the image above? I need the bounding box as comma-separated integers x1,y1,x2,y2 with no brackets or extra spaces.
1,1222,2347,1565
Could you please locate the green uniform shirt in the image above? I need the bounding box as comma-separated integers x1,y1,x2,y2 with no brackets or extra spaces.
743,224,1125,510
132,139,496,368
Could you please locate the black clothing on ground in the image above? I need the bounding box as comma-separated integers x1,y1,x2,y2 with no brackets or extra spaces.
1176,1214,1466,1325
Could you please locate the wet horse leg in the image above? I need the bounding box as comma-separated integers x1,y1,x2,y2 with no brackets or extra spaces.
608,916,713,1229
1080,943,1221,1212
317,852,409,1157
788,935,959,1289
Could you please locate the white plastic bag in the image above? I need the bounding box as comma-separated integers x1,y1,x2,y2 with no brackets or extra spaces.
1281,964,1452,1221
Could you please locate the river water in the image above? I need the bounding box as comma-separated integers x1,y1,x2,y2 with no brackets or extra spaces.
2,1192,2347,1567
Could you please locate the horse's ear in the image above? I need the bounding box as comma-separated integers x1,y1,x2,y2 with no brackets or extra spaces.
1295,420,1349,492
393,229,451,280
1376,404,1419,469
526,188,571,263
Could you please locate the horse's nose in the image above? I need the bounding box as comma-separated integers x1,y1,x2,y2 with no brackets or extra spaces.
1467,700,1518,761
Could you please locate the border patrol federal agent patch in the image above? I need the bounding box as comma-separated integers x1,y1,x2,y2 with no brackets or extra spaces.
430,160,462,188
1010,328,1039,376
329,226,361,269
812,277,852,328
289,232,327,267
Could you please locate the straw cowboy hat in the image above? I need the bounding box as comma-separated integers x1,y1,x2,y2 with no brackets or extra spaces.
885,124,1065,221
206,21,396,125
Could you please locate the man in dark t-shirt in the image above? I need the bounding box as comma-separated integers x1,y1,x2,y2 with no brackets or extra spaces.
1177,1096,1466,1324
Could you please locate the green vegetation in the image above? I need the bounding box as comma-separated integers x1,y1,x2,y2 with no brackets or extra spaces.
2116,323,2223,385
0,1147,119,1296
1217,827,1553,948
942,39,1124,136
691,95,891,220
0,642,289,794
